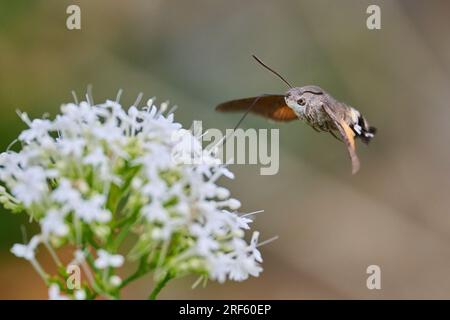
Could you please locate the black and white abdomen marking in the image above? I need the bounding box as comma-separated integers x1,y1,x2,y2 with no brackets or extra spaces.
349,110,377,144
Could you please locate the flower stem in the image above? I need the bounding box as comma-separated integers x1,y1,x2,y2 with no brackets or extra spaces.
119,257,149,289
148,272,173,300
44,241,62,267
111,221,133,251
30,258,49,284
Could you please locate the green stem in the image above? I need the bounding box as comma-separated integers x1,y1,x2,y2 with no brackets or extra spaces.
109,205,141,251
148,272,173,300
119,269,147,289
44,241,63,267
110,221,133,251
119,257,150,289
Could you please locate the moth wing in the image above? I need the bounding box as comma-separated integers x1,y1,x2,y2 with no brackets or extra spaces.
322,103,360,174
216,95,298,122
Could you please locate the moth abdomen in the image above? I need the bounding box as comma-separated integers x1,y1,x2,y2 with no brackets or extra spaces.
351,114,377,144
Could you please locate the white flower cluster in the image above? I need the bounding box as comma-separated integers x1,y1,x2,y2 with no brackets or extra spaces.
0,94,264,299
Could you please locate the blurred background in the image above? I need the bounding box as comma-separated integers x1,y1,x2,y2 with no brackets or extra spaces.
1,0,450,299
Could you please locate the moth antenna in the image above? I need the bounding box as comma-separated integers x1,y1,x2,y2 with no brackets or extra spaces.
252,54,293,89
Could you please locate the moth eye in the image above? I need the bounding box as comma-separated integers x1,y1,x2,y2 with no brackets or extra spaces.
297,98,306,106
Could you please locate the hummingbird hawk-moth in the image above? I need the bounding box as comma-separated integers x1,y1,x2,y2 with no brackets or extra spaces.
215,55,376,174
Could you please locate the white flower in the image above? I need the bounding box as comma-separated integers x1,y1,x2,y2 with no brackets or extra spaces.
18,115,53,143
11,235,42,261
83,147,107,166
56,138,86,157
207,253,231,283
190,223,219,256
48,284,69,300
1,93,266,298
73,195,111,223
41,210,69,237
143,200,168,223
70,249,86,266
171,129,205,164
94,250,124,269
215,187,230,200
52,181,111,223
235,214,253,230
74,289,86,300
110,275,122,287
51,179,81,207
227,232,263,281
11,166,48,206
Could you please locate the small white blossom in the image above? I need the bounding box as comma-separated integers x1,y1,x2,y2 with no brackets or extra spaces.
48,284,69,300
110,275,122,287
11,167,48,206
18,116,53,143
74,289,86,300
56,138,85,157
73,195,111,223
94,250,124,269
51,179,81,207
70,249,86,266
10,235,42,261
225,234,263,282
143,200,168,223
41,210,69,237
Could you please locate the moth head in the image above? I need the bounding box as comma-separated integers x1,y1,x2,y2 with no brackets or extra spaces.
284,86,324,109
